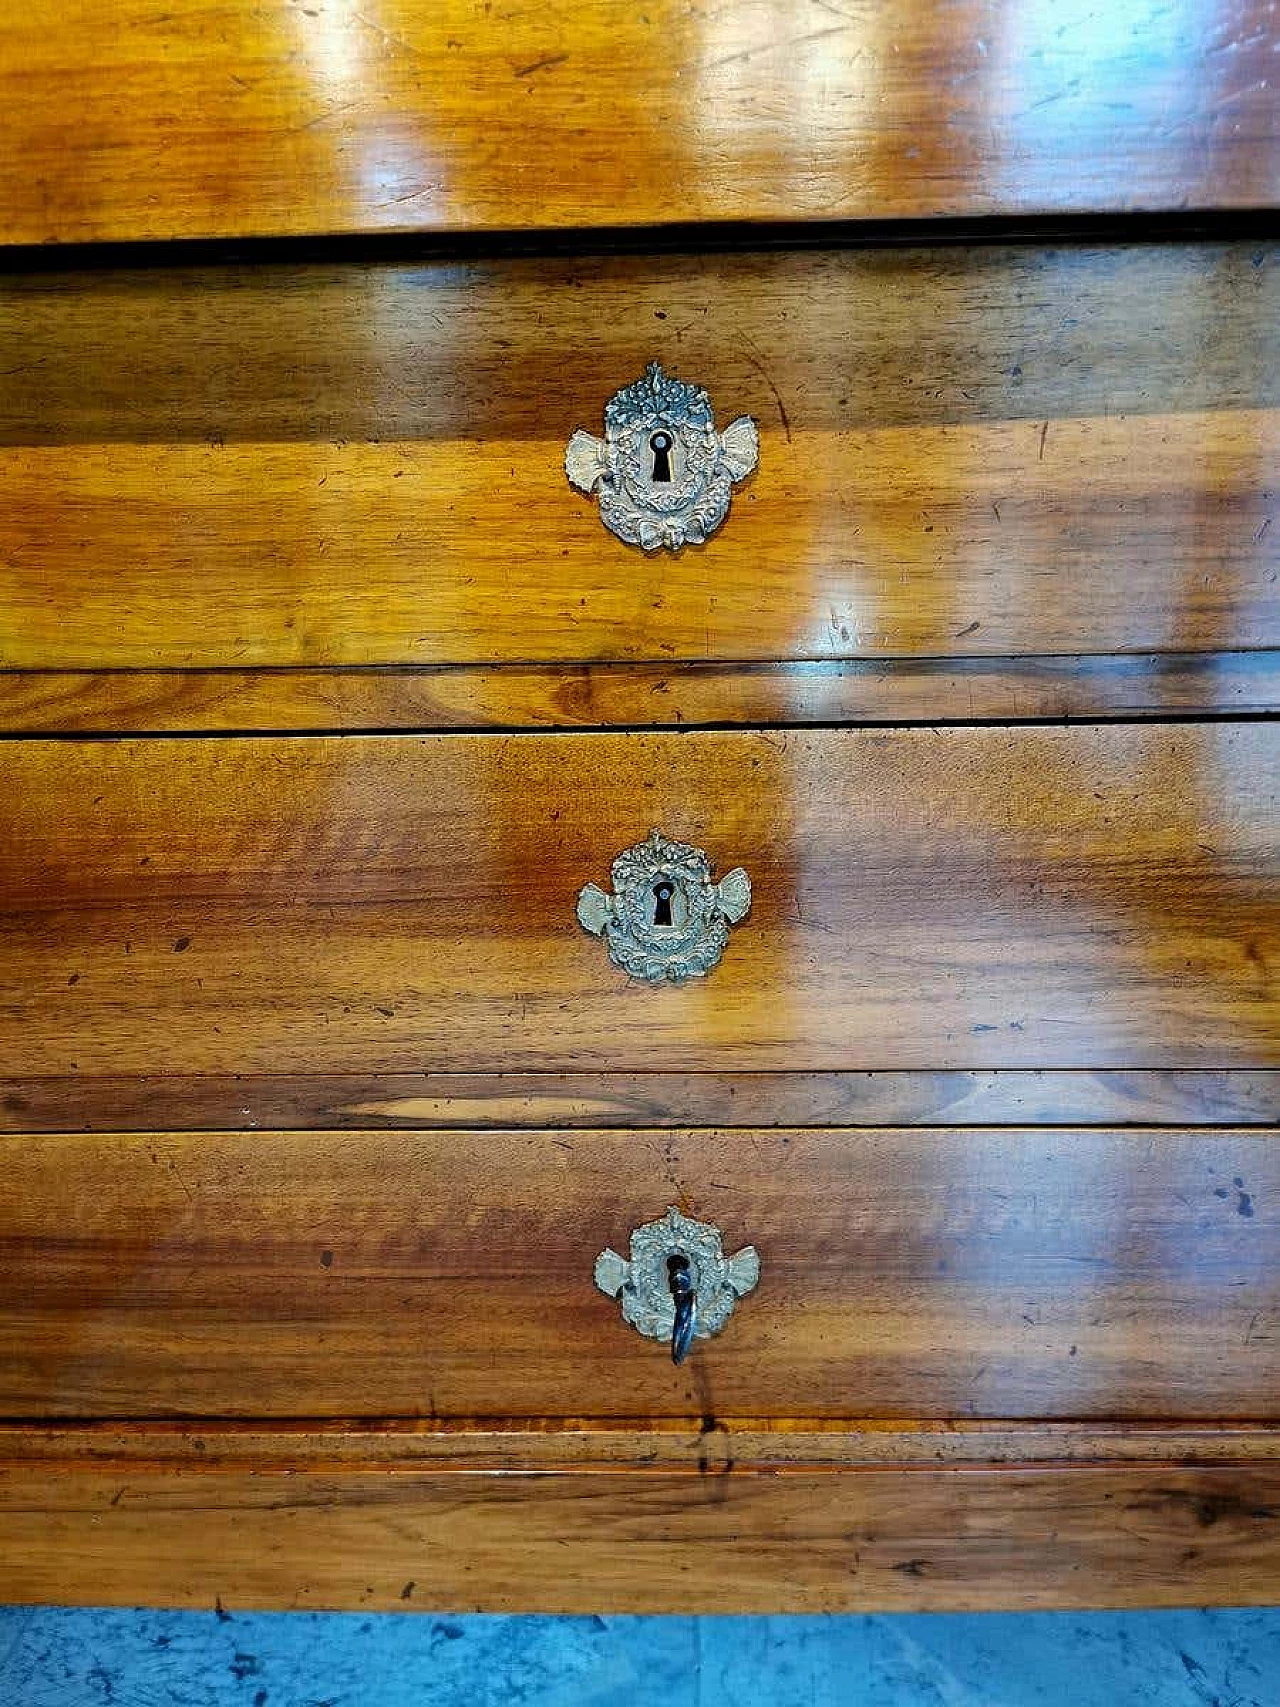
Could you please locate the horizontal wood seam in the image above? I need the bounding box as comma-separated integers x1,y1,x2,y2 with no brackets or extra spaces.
1,1120,1277,1137
6,650,1280,677
9,1417,1280,1432
3,711,1278,743
5,1071,1274,1133
0,1461,1269,1480
5,210,1280,272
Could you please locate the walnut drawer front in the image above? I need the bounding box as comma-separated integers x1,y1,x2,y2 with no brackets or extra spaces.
2,242,1278,716
1,1124,1276,1423
2,724,1275,1083
8,1443,1280,1615
3,2,1275,244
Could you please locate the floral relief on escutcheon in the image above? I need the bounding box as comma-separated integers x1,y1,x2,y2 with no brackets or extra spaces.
565,362,758,550
594,1207,760,1349
576,829,751,984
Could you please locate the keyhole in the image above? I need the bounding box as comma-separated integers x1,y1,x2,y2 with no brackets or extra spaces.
652,880,675,927
649,431,673,482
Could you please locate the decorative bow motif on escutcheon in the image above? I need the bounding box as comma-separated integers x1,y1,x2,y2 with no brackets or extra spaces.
577,829,751,984
595,1207,760,1364
566,362,758,551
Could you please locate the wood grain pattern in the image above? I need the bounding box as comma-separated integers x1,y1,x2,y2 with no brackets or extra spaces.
4,1070,1276,1134
3,244,1278,671
2,726,1275,1077
3,1457,1280,1612
11,1420,1280,1471
4,654,1279,736
2,1,1278,242
2,1125,1278,1421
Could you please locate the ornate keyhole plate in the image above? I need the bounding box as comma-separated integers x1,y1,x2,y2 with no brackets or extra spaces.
565,363,758,551
576,829,751,984
595,1207,760,1354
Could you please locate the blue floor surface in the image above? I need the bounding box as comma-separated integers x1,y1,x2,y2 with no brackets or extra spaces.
2,1607,1279,1706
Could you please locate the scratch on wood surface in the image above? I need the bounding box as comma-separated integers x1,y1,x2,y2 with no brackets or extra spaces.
352,10,429,59
739,340,793,443
514,52,568,77
700,25,850,74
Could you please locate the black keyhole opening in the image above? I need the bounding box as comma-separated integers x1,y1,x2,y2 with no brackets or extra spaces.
649,430,673,483
652,880,675,927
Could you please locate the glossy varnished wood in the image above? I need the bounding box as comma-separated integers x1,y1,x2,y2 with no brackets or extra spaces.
3,654,1279,736
3,1070,1275,1134
1,726,1275,1078
2,245,1278,672
8,0,1278,1624
3,1453,1280,1612
11,1421,1280,1471
2,2,1278,242
2,1125,1278,1420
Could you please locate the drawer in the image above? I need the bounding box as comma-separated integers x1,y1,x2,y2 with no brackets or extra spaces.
2,3,1274,243
2,1125,1277,1421
3,724,1275,1083
6,1446,1280,1614
2,243,1277,700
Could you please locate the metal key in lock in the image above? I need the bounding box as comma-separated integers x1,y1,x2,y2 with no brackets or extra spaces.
666,1253,696,1365
595,1208,759,1364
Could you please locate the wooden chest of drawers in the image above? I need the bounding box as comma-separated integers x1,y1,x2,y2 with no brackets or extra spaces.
1,0,1278,1614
